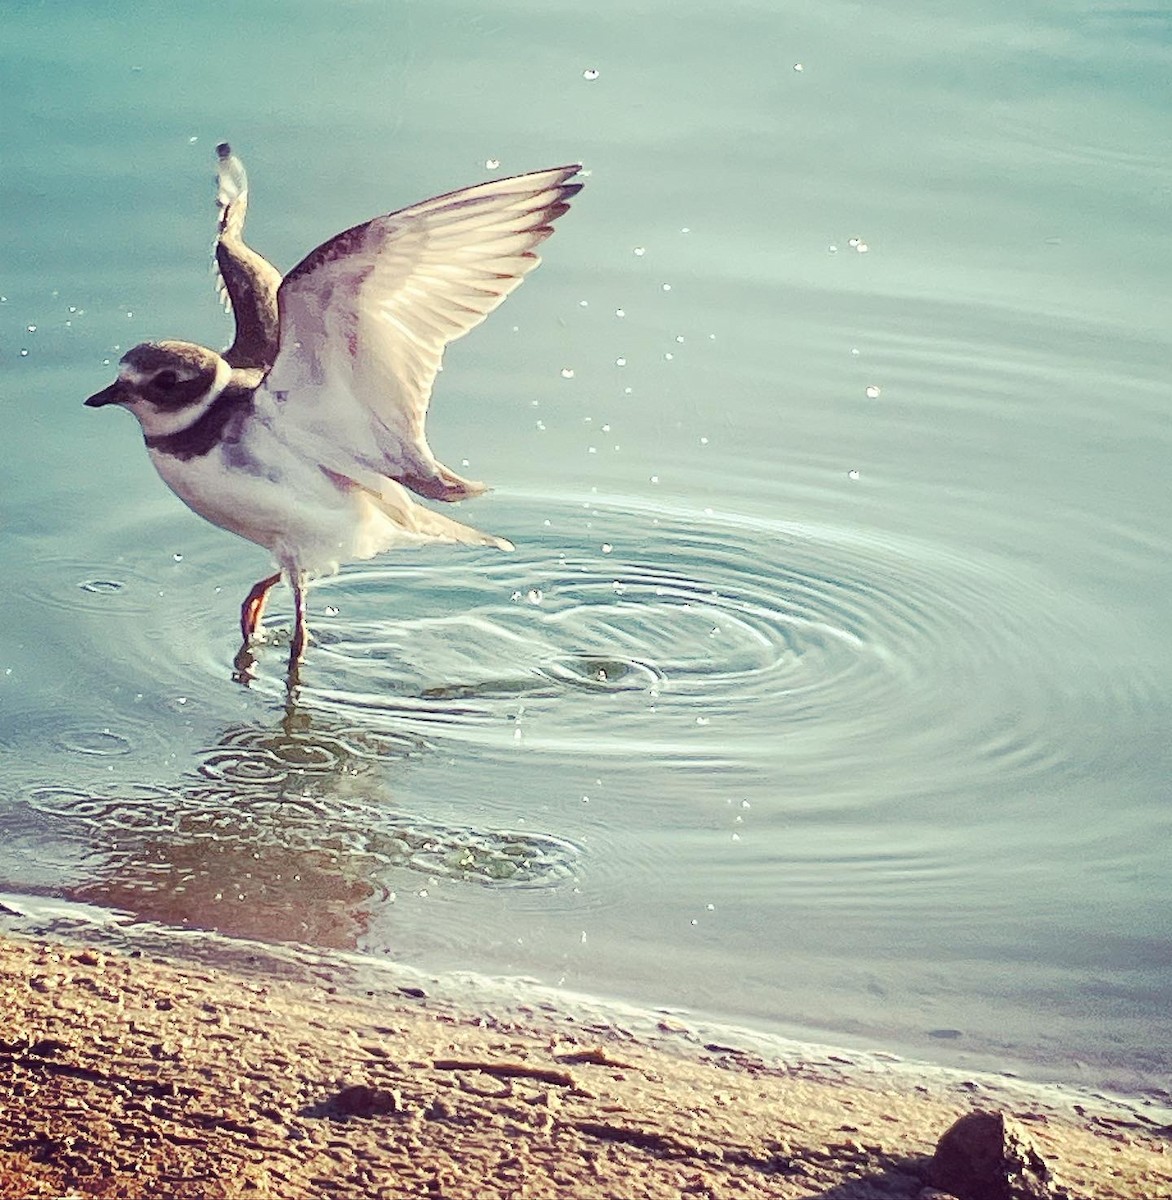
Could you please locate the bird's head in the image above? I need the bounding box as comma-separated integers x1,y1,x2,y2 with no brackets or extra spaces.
85,341,232,436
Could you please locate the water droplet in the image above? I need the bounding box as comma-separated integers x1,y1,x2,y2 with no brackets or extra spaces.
583,68,600,80
484,157,500,169
560,367,575,379
848,469,861,481
865,385,881,399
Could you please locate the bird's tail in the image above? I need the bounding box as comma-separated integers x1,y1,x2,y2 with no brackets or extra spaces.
346,475,513,557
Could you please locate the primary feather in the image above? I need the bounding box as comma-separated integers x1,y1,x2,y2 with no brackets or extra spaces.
265,164,583,502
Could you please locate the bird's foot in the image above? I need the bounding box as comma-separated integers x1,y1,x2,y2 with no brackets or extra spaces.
232,640,260,686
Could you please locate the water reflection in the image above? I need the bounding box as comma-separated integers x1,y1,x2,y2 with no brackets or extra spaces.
21,701,579,949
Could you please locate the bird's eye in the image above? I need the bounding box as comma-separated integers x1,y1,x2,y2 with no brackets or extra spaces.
154,370,179,390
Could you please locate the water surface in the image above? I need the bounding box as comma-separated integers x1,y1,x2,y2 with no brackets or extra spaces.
2,0,1170,1094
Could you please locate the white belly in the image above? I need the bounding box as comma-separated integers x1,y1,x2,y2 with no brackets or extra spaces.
148,432,374,575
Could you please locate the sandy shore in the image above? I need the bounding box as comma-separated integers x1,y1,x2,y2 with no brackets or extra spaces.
1,923,1168,1199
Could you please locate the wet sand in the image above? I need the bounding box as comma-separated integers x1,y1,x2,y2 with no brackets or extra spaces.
1,929,1168,1199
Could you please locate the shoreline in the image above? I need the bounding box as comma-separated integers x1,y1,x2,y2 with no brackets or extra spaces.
1,904,1169,1198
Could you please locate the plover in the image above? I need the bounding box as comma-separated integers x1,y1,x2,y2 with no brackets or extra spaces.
86,144,583,683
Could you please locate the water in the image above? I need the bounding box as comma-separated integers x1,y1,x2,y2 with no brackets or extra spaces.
2,0,1170,1094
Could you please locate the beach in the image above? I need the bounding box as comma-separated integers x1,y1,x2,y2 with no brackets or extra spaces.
2,923,1168,1199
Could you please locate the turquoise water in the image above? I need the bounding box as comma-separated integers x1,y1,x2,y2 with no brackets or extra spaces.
2,1,1170,1092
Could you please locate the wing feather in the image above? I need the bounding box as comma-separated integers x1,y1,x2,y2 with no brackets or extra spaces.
212,144,283,370
264,164,583,501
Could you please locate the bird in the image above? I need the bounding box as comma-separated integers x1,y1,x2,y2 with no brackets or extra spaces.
85,144,583,685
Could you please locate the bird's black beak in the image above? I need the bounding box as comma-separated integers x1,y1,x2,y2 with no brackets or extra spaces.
84,382,124,408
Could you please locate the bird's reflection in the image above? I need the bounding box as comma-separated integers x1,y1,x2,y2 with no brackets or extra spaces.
62,696,578,950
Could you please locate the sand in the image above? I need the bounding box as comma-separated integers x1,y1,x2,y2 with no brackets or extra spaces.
1,926,1168,1200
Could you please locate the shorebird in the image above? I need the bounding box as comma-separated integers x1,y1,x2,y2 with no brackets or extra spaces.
85,144,582,684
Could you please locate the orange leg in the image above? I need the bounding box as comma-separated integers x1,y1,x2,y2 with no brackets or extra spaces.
240,572,282,643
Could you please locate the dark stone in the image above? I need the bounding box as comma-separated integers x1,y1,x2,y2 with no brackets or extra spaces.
333,1083,400,1117
928,1109,1060,1200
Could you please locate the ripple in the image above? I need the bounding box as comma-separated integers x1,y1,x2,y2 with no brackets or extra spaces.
18,772,578,897
24,555,161,616
537,653,666,693
23,782,181,824
240,491,1146,802
194,720,425,791
55,727,133,757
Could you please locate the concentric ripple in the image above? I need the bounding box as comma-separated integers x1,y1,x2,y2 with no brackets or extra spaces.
196,720,426,789
227,491,1145,801
22,553,162,616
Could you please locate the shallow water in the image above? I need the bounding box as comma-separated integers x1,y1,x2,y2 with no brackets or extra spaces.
2,1,1170,1092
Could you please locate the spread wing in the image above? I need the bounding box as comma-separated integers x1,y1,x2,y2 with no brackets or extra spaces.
262,164,583,502
213,143,283,370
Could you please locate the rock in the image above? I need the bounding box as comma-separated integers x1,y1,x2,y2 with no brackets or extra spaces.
333,1083,401,1117
927,1109,1060,1199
